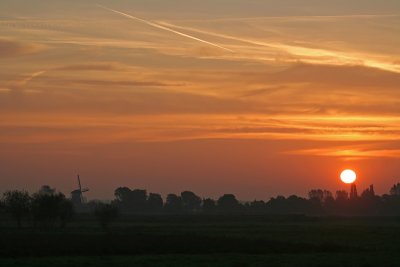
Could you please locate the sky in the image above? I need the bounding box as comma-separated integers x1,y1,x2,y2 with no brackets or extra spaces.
1,0,400,201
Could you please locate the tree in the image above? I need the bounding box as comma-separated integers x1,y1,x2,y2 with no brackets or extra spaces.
0,199,4,214
31,186,73,228
248,200,266,213
308,189,324,203
308,189,328,214
114,187,132,212
266,196,286,214
323,193,335,214
2,190,31,228
359,185,380,215
114,187,132,202
286,195,308,214
390,183,400,196
217,194,240,212
335,190,349,201
58,198,74,228
334,190,349,215
202,198,216,213
361,185,375,199
38,185,56,196
164,194,182,213
131,189,147,212
147,193,163,212
114,187,147,213
94,202,119,230
181,191,202,213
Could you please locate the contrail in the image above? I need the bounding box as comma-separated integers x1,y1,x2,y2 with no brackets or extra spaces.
97,5,233,52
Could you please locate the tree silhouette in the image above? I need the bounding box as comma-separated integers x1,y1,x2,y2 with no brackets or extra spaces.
202,198,216,213
38,185,56,195
58,197,74,228
165,194,182,213
333,190,349,214
359,185,380,215
266,196,289,214
308,189,333,214
114,187,147,213
248,200,266,213
390,183,400,196
5,180,400,220
0,199,4,215
350,184,358,200
148,193,163,212
31,186,73,228
308,189,324,203
217,194,240,212
94,202,119,230
114,187,132,202
130,189,147,212
114,187,133,212
2,190,31,228
323,194,335,214
181,191,202,213
287,195,308,214
336,190,349,201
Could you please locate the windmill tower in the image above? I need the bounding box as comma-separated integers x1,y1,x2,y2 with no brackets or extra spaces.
71,174,89,207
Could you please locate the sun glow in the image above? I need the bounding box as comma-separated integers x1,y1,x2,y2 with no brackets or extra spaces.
340,169,357,184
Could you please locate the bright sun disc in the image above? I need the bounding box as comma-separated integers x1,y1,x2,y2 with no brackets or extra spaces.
340,169,357,184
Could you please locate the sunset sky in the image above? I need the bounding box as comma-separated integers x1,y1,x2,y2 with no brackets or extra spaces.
1,0,400,200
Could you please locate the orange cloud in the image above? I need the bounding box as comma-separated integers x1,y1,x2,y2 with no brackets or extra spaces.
0,39,46,57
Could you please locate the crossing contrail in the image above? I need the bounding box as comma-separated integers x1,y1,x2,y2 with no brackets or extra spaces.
97,5,234,52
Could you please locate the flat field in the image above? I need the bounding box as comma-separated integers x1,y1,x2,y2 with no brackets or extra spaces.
1,215,400,267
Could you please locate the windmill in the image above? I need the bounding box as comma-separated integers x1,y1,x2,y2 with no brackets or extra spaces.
71,174,89,206
77,175,89,203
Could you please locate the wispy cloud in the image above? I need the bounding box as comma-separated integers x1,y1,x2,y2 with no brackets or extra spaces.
97,5,234,52
55,62,129,72
156,21,400,73
1,3,399,156
0,39,46,57
1,114,400,145
180,14,400,24
285,146,400,160
2,70,47,92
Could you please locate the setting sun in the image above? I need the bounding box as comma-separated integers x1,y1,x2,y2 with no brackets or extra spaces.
340,169,357,184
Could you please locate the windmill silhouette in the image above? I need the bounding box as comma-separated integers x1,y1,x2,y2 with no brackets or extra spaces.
71,174,89,206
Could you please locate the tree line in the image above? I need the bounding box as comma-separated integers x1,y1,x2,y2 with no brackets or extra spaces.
2,183,400,229
110,184,400,216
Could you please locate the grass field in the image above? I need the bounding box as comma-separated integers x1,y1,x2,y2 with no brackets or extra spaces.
1,215,400,266
3,253,400,267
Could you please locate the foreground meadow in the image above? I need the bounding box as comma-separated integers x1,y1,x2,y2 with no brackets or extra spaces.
1,215,400,266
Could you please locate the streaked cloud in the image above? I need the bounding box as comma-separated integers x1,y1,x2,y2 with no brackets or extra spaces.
97,5,234,52
157,20,400,73
0,39,46,57
1,114,399,144
55,62,130,72
286,146,400,160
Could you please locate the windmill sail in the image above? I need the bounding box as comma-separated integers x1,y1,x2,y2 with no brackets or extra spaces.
75,174,89,203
